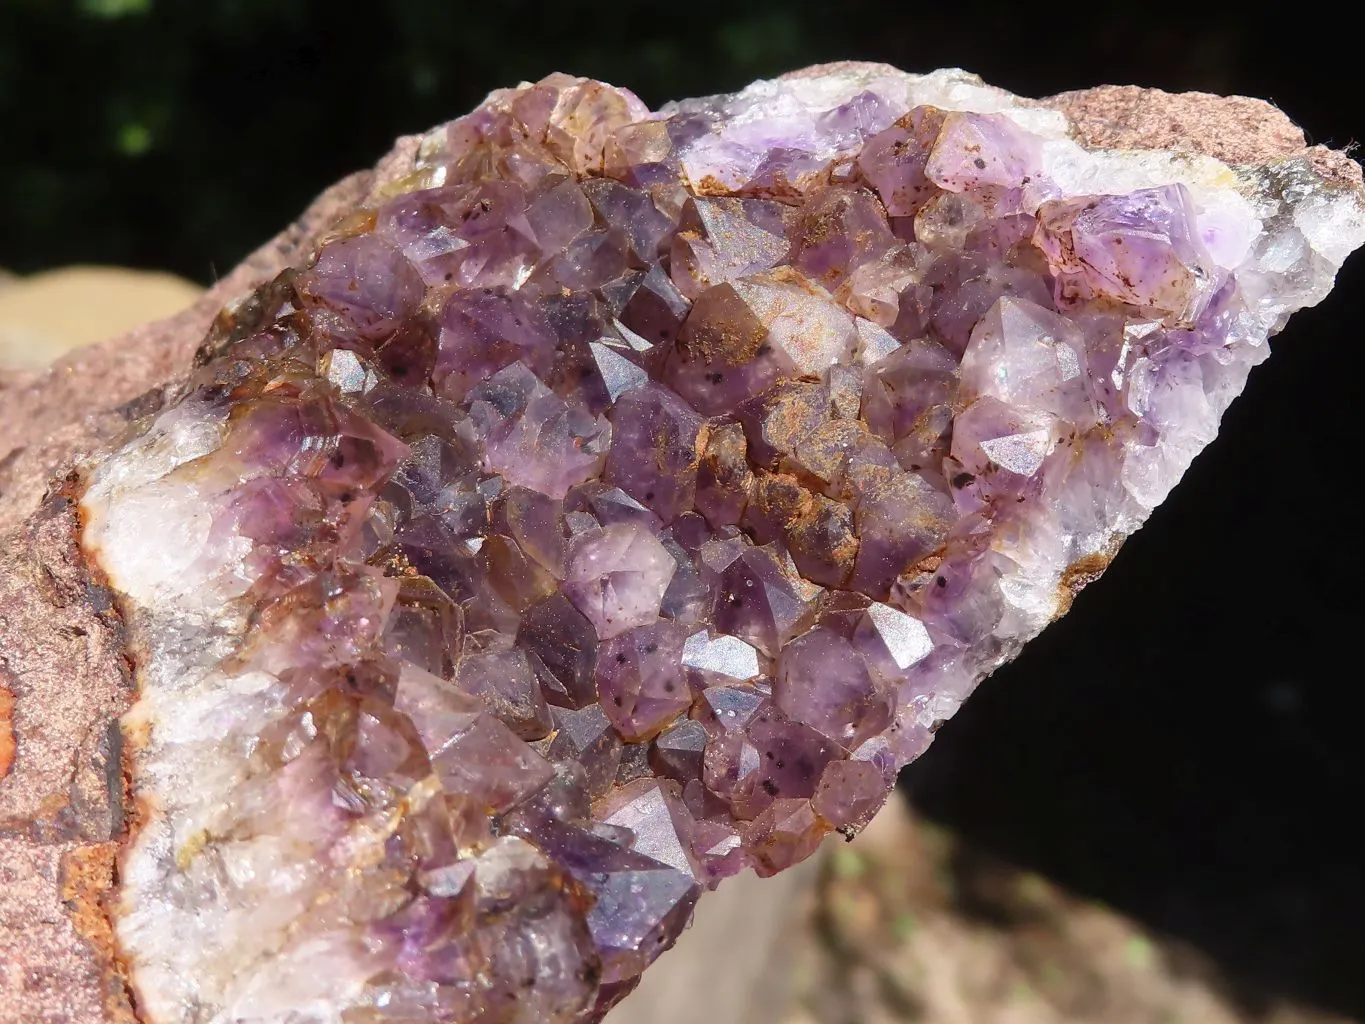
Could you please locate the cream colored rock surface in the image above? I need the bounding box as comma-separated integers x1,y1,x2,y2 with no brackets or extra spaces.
0,266,202,370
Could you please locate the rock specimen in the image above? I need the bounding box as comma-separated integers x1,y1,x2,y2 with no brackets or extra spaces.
3,63,1364,1023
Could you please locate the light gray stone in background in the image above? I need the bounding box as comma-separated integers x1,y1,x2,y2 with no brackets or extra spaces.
609,856,822,1024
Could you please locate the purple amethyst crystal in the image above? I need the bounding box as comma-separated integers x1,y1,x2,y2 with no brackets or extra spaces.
604,383,704,520
596,620,692,740
73,63,1364,1024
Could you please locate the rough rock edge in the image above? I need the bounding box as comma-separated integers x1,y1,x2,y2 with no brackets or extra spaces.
782,61,1364,193
0,73,1358,1021
1043,83,1363,191
0,142,418,1024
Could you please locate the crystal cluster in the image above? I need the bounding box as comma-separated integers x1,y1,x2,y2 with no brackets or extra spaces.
78,66,1362,1023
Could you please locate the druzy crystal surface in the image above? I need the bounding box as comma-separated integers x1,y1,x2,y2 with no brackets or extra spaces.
77,66,1363,1023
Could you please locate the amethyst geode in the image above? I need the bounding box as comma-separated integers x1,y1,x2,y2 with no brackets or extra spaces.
65,66,1364,1022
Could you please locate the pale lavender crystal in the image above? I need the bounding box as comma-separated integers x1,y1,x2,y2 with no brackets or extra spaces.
454,647,553,740
546,703,623,796
382,182,540,290
395,663,556,812
597,778,698,876
699,682,766,736
513,817,700,987
651,718,708,782
949,395,1055,503
855,105,946,217
604,382,703,520
596,620,691,740
744,797,827,877
564,521,676,638
296,233,426,341
851,601,934,678
924,111,1044,194
680,629,761,685
78,64,1364,1024
517,592,598,707
710,542,821,656
791,186,899,287
435,288,555,399
1035,184,1220,319
958,296,1097,424
776,627,891,748
670,197,790,297
473,364,611,497
811,759,890,831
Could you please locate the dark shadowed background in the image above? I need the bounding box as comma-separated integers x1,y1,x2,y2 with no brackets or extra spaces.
3,1,1362,1018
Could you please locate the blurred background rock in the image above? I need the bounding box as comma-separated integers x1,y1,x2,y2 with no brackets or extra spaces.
0,266,200,367
3,2,1363,1022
